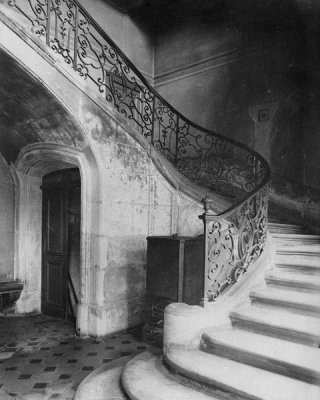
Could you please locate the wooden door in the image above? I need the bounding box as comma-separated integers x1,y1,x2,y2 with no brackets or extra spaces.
42,188,68,319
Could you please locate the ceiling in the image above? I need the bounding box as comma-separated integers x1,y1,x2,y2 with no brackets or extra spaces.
0,49,85,164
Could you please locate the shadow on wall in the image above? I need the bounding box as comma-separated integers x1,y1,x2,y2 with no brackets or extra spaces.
269,173,320,234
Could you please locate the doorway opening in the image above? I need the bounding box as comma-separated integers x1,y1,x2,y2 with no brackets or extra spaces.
41,168,81,323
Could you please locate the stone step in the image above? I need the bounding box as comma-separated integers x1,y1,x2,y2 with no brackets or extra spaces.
230,307,320,347
275,255,320,274
250,287,320,317
201,327,320,384
268,223,305,234
121,352,220,400
165,345,320,400
265,271,320,292
74,356,131,400
276,245,320,255
273,234,320,246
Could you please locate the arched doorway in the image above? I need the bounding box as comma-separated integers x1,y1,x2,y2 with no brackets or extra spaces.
41,168,81,323
13,143,101,336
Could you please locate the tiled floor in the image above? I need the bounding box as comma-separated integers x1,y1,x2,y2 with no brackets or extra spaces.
0,315,156,399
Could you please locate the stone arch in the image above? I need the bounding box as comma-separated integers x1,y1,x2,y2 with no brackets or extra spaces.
13,142,101,336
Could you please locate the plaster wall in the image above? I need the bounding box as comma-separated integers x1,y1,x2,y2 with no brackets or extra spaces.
79,101,203,335
14,172,42,314
0,155,15,281
301,14,320,190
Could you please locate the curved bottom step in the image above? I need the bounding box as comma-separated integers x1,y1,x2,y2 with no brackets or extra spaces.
74,356,131,400
122,352,221,400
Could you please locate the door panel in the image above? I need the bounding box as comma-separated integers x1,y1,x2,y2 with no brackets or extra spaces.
47,195,64,253
46,260,63,306
42,190,67,319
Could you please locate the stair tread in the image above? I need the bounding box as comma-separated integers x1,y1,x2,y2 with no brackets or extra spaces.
75,357,130,400
268,223,304,228
202,327,320,382
266,271,320,286
122,352,219,400
273,235,320,247
268,223,305,234
272,234,320,240
276,255,320,269
250,287,320,308
276,245,320,254
166,346,320,400
230,307,320,338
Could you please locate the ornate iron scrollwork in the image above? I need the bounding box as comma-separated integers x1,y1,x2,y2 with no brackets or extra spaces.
201,186,268,303
8,0,48,37
5,0,270,304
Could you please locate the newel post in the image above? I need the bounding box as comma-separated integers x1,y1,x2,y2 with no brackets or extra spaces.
199,196,216,307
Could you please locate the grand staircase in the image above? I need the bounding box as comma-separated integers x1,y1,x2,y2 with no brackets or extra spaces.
0,1,319,399
75,221,320,399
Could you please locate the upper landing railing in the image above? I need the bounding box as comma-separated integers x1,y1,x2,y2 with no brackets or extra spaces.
4,0,270,304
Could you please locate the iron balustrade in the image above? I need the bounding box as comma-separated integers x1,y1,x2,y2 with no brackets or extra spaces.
200,187,268,303
5,0,270,303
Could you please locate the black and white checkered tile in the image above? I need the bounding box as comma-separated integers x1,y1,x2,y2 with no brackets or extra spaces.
0,315,155,399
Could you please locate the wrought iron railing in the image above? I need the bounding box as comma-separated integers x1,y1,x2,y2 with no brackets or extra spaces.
4,0,270,303
200,187,268,303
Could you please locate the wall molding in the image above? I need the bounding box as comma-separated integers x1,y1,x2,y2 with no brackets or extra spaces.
154,44,273,88
154,47,241,87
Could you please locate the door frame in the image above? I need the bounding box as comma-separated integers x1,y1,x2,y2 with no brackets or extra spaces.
12,143,101,336
41,169,81,321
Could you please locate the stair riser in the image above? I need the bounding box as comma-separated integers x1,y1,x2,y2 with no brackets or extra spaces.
265,279,320,293
230,317,320,347
250,298,320,318
201,338,320,385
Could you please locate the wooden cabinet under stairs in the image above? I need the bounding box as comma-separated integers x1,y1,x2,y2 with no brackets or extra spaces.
143,235,204,344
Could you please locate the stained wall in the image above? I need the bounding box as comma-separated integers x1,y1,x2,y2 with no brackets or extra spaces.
0,156,14,281
83,103,204,333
